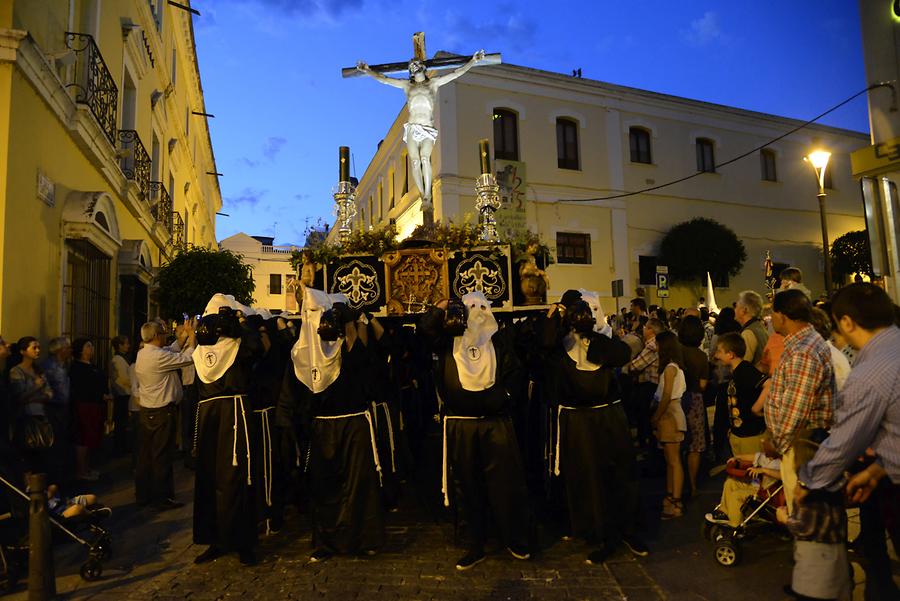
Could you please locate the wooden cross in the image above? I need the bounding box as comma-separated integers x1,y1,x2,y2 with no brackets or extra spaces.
342,31,501,78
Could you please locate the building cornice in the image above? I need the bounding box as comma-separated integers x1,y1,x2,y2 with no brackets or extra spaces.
471,64,869,140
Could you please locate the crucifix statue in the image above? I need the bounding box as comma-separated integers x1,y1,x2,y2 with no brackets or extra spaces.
345,32,501,226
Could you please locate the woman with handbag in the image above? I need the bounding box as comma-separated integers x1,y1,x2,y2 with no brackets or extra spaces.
9,336,54,474
70,338,111,482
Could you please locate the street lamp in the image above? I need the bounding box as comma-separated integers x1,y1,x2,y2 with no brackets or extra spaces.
804,149,833,294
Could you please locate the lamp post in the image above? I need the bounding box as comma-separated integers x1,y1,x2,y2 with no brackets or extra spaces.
804,149,833,294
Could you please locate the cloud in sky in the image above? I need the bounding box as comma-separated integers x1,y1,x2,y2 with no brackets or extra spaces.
227,0,364,19
442,5,537,54
262,136,288,161
224,187,267,208
681,11,724,46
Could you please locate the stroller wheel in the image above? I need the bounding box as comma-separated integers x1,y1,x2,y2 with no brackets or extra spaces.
80,559,103,581
714,539,741,567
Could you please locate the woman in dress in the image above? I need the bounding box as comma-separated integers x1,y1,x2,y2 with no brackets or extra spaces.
651,331,686,519
70,338,111,481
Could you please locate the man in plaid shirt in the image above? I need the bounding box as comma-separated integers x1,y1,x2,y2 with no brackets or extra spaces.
764,289,834,511
625,319,665,449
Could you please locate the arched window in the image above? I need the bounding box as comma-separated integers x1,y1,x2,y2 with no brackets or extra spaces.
696,138,715,173
556,118,579,170
493,108,519,161
629,127,652,164
760,149,777,181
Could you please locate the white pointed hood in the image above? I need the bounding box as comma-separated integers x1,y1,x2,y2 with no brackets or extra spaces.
291,287,347,393
202,293,257,317
706,273,721,315
452,291,498,391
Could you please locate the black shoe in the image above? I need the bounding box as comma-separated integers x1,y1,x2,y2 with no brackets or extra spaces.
455,550,486,571
586,547,610,565
238,549,257,566
309,548,332,563
507,545,530,560
194,546,223,564
153,499,184,512
622,536,650,557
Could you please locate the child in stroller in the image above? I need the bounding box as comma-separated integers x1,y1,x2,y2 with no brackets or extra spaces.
702,444,785,566
46,484,110,520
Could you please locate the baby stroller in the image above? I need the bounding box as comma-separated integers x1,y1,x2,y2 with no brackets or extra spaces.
702,459,786,567
0,471,112,588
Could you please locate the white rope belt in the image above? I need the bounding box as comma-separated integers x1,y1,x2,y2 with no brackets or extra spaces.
442,415,485,507
554,400,622,477
195,395,253,486
315,410,383,486
375,402,397,473
254,406,274,534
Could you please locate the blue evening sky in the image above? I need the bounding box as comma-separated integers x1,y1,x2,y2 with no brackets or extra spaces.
190,0,868,246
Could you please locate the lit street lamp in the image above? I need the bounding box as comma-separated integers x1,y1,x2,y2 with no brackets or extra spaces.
804,149,833,294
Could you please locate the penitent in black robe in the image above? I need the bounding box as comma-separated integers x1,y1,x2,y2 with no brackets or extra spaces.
279,339,384,554
541,312,638,545
420,307,531,552
193,324,263,551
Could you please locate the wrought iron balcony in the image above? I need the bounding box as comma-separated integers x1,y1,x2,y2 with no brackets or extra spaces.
119,130,151,199
64,32,119,146
171,211,185,249
149,181,172,224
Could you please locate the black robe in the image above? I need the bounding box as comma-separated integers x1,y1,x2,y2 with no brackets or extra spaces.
541,313,638,545
249,325,293,531
419,307,531,551
278,336,384,554
364,328,401,508
193,324,262,551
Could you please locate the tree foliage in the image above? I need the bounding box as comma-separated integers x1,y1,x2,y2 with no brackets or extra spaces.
153,246,255,319
659,218,747,284
830,229,873,278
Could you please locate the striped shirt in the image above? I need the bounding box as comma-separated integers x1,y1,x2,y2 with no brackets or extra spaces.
799,326,900,490
764,324,834,454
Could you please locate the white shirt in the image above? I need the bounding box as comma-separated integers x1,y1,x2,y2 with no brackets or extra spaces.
135,342,195,409
828,341,851,393
109,354,131,396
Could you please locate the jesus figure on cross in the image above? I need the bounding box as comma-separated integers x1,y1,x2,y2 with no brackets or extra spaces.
356,48,486,222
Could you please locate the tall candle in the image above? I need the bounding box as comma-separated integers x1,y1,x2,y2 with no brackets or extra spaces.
478,139,491,175
339,146,350,182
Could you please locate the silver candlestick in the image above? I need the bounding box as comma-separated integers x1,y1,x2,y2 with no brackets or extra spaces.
475,173,501,242
333,180,358,244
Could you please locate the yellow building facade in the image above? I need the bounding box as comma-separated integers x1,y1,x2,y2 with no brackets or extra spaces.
0,0,220,361
342,61,868,313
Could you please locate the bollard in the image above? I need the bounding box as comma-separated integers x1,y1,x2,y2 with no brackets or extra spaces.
27,473,55,601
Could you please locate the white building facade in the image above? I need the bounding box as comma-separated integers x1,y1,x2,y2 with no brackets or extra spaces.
341,62,869,311
219,233,301,312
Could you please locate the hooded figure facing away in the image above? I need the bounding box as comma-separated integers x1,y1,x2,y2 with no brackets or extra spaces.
191,297,263,566
278,287,384,563
420,291,532,571
541,289,648,564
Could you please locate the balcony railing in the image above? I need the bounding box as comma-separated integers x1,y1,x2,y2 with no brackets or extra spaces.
171,211,185,249
149,181,172,224
119,130,151,199
64,32,118,146
261,245,296,254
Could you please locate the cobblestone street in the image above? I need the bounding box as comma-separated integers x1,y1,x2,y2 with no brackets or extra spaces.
6,445,897,600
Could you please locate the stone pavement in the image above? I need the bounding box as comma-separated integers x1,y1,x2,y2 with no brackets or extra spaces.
6,452,897,600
